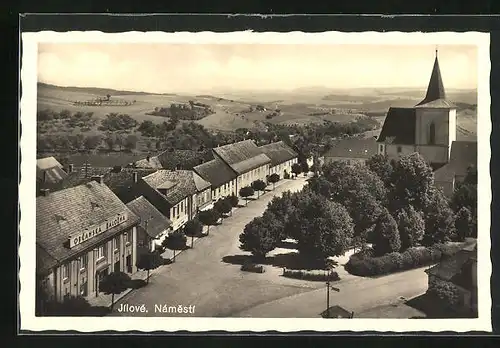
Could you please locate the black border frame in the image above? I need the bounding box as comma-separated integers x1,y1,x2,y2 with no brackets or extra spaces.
11,13,500,342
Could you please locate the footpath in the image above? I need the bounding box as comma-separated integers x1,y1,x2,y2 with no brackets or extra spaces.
86,177,307,309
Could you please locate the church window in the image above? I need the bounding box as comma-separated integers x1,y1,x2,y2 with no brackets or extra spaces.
429,122,436,145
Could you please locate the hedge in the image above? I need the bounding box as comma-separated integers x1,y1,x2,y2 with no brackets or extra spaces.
283,268,340,282
345,243,465,277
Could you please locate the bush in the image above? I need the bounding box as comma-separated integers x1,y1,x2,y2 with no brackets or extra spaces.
241,263,265,273
283,269,340,282
345,244,464,277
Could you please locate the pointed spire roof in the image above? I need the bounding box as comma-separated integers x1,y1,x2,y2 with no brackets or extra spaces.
416,50,449,107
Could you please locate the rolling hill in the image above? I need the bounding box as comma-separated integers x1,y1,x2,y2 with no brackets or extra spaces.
36,83,477,139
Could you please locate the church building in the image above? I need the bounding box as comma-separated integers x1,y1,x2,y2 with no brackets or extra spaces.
377,50,476,195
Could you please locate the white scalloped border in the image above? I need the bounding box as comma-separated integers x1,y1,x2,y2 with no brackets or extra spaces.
19,30,491,333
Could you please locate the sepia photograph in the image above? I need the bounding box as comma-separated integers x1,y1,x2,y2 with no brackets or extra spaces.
19,31,491,332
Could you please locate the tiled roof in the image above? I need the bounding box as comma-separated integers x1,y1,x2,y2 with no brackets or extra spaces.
416,55,447,106
193,158,237,188
134,149,213,170
415,98,456,109
377,107,416,145
141,170,210,206
36,157,68,184
126,196,172,238
101,167,158,203
37,166,113,195
427,241,477,289
36,181,140,265
36,244,59,275
259,141,298,167
324,137,377,160
213,140,271,175
434,141,477,182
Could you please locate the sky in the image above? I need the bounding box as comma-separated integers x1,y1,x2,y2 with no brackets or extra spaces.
37,43,478,94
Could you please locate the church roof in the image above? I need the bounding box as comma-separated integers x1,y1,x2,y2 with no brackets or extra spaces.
434,141,477,182
377,107,416,145
416,53,455,108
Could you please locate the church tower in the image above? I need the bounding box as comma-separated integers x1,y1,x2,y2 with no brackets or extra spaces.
414,49,457,167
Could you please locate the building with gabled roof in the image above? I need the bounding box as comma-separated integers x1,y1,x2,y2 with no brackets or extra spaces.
259,141,298,178
36,156,68,187
425,240,477,316
138,169,212,231
212,139,271,191
126,196,173,253
377,51,458,168
377,50,477,196
36,180,141,303
324,136,378,165
193,158,238,202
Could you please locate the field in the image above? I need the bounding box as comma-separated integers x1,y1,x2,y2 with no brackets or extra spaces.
37,83,478,164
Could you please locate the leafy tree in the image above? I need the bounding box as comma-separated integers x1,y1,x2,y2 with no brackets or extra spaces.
162,231,187,262
421,190,456,246
366,154,394,186
306,175,334,200
214,197,233,218
145,140,152,151
321,161,387,205
300,161,310,176
59,109,72,119
239,212,281,260
267,173,280,190
394,205,425,250
455,207,473,242
68,134,85,151
184,218,203,247
266,191,298,223
389,153,434,213
288,192,354,262
239,186,255,206
83,135,102,151
198,209,220,235
115,134,124,151
372,208,401,256
98,271,131,311
136,251,163,283
291,163,302,178
251,179,267,198
104,134,115,151
345,189,384,250
228,194,239,208
124,134,138,151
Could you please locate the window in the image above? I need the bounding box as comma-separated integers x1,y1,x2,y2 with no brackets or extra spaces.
114,236,120,252
80,254,88,271
173,206,177,217
379,144,383,153
180,201,184,213
397,146,402,154
126,231,132,243
62,264,69,279
429,122,436,145
96,245,107,260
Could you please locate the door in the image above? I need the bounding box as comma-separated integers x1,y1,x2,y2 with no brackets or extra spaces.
114,260,121,273
126,255,132,273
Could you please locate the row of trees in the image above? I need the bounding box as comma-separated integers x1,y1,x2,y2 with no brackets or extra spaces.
148,102,215,120
99,113,138,132
37,133,139,153
239,152,476,267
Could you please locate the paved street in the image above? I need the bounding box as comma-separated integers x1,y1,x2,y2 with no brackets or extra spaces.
234,266,428,318
110,177,314,317
110,175,428,318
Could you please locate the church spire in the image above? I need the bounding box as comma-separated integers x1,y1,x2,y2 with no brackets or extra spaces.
416,49,446,106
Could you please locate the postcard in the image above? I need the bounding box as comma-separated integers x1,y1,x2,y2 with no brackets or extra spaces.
19,30,491,332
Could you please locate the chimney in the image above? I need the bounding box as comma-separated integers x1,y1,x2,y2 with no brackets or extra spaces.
91,175,104,184
40,188,50,197
132,171,138,183
42,170,47,183
67,163,74,173
199,159,204,165
146,155,150,162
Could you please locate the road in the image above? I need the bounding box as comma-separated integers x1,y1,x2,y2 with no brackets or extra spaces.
110,174,428,318
233,266,428,318
110,177,314,317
